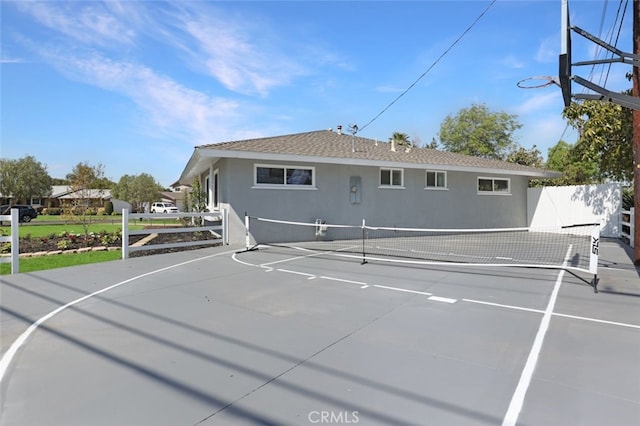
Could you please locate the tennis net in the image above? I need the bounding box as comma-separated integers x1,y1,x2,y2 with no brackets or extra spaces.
244,215,600,288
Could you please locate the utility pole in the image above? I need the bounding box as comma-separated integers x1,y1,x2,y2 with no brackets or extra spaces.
634,0,640,265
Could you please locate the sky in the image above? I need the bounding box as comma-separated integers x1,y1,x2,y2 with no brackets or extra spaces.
1,1,635,187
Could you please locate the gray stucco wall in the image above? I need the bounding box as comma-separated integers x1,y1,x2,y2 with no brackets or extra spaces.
208,158,530,245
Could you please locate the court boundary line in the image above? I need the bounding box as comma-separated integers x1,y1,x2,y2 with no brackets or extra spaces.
501,245,571,426
463,299,640,329
0,248,240,385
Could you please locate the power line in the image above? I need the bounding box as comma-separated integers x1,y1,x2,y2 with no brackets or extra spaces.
358,0,497,133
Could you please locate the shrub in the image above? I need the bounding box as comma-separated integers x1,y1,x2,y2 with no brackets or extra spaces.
43,208,62,215
104,201,114,215
57,239,71,250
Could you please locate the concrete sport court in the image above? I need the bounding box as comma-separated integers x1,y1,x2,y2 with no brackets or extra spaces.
1,239,639,425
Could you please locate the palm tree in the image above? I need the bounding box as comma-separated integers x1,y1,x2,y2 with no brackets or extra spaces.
390,132,412,147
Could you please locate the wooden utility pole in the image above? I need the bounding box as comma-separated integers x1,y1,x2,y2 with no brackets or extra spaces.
634,0,640,264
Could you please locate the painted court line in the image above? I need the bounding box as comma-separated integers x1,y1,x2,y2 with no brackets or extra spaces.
0,249,240,385
428,296,457,304
277,269,317,279
463,299,640,329
501,245,571,426
463,299,545,315
373,284,432,296
319,276,369,288
552,312,640,330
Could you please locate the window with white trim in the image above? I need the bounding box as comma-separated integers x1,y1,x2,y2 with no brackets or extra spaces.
478,177,510,194
254,164,315,187
379,168,403,187
425,171,447,189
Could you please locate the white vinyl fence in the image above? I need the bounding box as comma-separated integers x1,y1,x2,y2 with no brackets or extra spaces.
528,183,621,237
0,209,20,274
621,208,635,247
121,209,228,259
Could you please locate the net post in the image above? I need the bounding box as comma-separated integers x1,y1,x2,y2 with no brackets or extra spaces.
589,224,600,293
361,218,368,265
245,212,251,250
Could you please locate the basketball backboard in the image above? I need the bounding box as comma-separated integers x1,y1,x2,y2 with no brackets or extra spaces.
559,0,640,109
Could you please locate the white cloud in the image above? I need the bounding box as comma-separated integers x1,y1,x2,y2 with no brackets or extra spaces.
501,55,525,70
38,48,244,144
535,36,558,63
515,90,561,115
16,1,136,47
165,3,308,96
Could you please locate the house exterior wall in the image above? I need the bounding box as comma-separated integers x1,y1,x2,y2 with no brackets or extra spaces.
210,158,529,245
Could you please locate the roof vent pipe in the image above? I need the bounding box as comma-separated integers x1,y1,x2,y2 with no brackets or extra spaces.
337,125,342,135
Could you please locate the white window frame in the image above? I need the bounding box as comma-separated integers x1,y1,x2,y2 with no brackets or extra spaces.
379,167,404,188
253,164,316,189
211,168,220,211
424,170,447,190
477,176,511,195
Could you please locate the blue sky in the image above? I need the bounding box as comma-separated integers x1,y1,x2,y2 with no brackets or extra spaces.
1,1,634,187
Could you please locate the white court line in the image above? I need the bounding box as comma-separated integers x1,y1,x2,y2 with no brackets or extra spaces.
428,296,457,304
259,250,331,267
501,245,571,426
463,299,545,315
0,248,240,385
320,276,369,289
463,299,640,329
233,250,461,303
373,284,432,296
277,269,317,279
552,312,640,329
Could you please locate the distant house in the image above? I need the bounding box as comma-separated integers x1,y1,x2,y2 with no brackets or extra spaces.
25,186,130,213
178,129,561,245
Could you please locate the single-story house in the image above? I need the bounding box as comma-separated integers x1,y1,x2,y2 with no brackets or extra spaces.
6,186,131,213
178,129,561,246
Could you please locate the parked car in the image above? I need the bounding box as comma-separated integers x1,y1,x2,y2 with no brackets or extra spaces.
151,202,179,213
0,204,39,222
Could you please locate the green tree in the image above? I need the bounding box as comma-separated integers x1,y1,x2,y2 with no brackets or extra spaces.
111,173,163,213
532,140,599,187
65,162,106,240
562,100,633,182
506,145,543,167
439,103,521,160
0,156,52,204
190,178,208,226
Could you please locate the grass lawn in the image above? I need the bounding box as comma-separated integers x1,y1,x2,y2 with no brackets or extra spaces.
1,220,148,238
0,250,122,275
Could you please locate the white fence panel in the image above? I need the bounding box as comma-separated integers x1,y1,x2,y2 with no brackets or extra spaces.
528,183,621,238
121,209,228,259
0,209,20,274
621,208,634,247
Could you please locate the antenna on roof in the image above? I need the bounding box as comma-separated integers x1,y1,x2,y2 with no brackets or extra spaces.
348,124,358,152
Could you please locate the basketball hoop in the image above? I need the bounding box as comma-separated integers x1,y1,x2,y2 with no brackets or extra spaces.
516,75,561,89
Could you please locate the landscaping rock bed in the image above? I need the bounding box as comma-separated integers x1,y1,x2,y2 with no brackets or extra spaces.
5,228,221,258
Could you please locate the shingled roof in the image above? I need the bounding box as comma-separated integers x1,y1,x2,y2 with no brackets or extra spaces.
181,130,560,183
